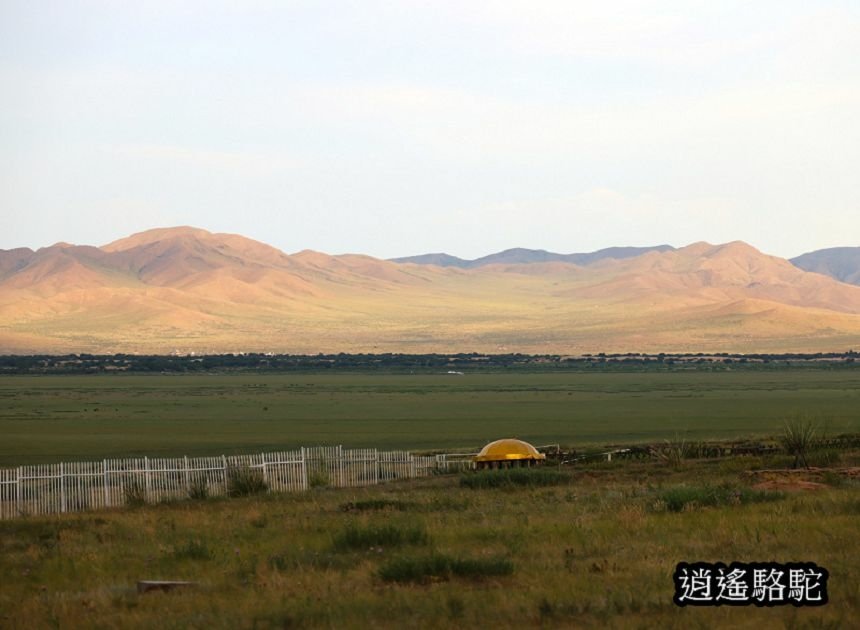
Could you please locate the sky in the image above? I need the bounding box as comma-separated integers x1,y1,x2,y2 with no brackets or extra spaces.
1,1,859,260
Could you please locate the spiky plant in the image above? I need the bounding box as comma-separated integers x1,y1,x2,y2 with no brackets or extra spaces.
651,434,691,469
780,416,818,469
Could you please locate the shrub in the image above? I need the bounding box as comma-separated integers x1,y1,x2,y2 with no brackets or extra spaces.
123,480,146,507
188,477,209,501
173,539,212,561
820,470,845,487
308,469,330,489
809,449,840,468
424,496,470,512
378,554,513,583
781,416,819,469
333,523,428,551
655,484,784,513
227,466,267,497
459,468,567,489
340,499,412,512
651,434,693,468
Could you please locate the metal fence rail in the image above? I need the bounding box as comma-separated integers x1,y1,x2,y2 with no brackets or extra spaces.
0,446,476,520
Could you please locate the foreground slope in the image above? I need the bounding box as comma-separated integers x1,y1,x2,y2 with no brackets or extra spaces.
2,456,859,629
2,228,860,353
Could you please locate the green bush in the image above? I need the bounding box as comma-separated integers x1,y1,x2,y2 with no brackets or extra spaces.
809,449,840,468
655,484,784,512
378,554,514,583
122,480,146,507
308,469,330,488
173,539,212,561
820,470,846,487
459,468,567,489
340,499,412,512
333,523,428,551
188,477,209,500
227,466,267,497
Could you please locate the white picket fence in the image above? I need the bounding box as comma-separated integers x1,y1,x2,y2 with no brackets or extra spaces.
0,446,477,520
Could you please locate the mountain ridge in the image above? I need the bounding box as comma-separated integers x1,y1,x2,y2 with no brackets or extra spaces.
2,227,860,354
791,247,860,286
391,245,675,268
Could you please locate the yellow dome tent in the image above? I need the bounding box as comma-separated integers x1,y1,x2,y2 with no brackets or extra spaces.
474,438,546,469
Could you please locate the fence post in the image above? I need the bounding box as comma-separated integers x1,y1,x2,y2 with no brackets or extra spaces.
144,457,152,503
373,449,379,486
59,462,66,513
184,456,190,493
261,452,269,488
222,455,229,495
16,466,22,515
300,447,307,491
103,460,109,507
409,452,416,478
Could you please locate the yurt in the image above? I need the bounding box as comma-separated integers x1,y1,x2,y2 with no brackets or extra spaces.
474,438,546,469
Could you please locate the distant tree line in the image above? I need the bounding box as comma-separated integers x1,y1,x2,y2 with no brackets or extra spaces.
0,351,856,374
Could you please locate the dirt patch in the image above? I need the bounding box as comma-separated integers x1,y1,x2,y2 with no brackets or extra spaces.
744,466,860,491
751,479,828,492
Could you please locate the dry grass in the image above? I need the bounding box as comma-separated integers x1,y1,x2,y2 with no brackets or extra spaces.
1,455,858,628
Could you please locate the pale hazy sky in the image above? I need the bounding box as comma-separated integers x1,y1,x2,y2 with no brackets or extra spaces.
2,1,858,259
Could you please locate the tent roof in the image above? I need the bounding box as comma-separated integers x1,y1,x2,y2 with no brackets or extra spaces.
474,438,546,462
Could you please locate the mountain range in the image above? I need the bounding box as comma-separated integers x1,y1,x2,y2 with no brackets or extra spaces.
790,247,860,286
390,245,675,268
1,227,859,354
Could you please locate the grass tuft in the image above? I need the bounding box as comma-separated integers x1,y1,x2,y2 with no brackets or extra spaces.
172,539,212,561
308,470,330,489
378,554,513,583
123,480,146,507
340,499,412,512
460,467,568,489
655,484,784,512
188,477,210,500
333,523,429,551
227,466,268,497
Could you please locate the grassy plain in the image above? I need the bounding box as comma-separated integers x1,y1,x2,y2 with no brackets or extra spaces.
2,370,860,466
1,457,858,629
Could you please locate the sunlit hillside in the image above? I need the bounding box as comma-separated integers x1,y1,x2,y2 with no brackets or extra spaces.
2,227,860,354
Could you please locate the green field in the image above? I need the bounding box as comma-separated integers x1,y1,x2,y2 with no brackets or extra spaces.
2,370,860,466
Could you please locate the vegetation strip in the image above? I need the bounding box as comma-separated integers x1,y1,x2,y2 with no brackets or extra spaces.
378,554,514,583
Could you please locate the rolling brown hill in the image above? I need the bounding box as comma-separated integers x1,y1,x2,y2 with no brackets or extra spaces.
2,227,860,354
